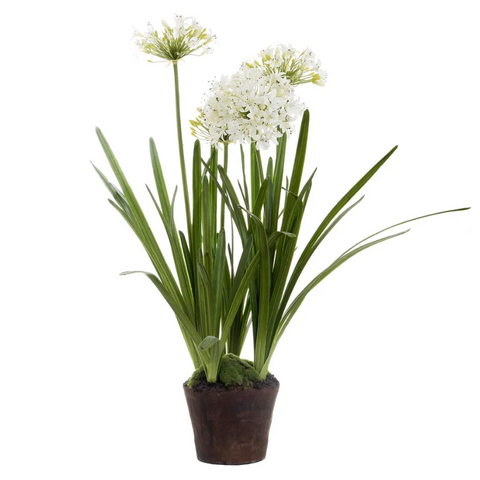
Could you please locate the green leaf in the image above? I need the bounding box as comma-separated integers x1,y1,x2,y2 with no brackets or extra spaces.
218,230,289,351
150,138,171,221
250,143,260,208
240,207,271,371
219,250,260,347
271,134,287,233
251,177,270,220
179,230,194,285
96,128,182,306
340,206,471,257
92,163,133,217
264,161,274,234
120,270,202,346
220,144,229,230
240,145,250,210
269,175,316,328
191,140,203,331
213,229,227,324
147,141,195,320
202,175,213,276
260,228,410,378
237,179,249,209
214,164,249,244
281,110,310,232
198,336,220,352
226,235,254,310
208,147,218,241
278,145,398,324
255,148,264,184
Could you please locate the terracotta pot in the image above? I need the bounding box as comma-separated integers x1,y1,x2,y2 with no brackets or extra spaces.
183,378,280,465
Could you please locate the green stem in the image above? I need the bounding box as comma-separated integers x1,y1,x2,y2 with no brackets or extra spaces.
220,143,229,230
173,62,192,244
205,344,222,383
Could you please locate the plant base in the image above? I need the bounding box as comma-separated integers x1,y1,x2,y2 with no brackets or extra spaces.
183,376,280,465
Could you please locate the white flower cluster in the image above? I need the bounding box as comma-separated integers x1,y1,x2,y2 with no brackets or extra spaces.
245,45,328,86
191,66,305,150
133,14,215,63
191,45,326,150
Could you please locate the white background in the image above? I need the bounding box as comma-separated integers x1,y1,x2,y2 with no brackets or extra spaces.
1,0,479,478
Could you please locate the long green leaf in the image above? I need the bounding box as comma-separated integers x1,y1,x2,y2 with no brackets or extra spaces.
267,179,318,351
179,230,193,286
240,207,271,371
213,229,226,325
340,207,471,257
250,143,260,208
96,128,183,307
208,163,248,244
208,147,218,242
120,270,202,346
219,231,292,349
220,144,229,229
271,134,287,234
260,229,410,378
278,145,398,324
225,236,254,311
150,138,171,221
281,110,310,232
251,178,270,220
240,145,250,210
202,175,213,276
197,263,215,335
191,140,203,331
146,183,195,320
92,163,133,218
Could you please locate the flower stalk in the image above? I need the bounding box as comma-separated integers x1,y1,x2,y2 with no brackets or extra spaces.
220,144,229,230
173,62,192,244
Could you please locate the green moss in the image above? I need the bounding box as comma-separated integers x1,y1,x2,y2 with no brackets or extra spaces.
186,365,206,388
186,354,271,390
219,353,261,389
187,353,270,390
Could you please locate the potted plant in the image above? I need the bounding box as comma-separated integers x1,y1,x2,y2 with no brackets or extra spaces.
93,15,469,465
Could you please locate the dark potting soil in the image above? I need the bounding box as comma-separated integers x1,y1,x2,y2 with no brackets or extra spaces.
184,374,279,393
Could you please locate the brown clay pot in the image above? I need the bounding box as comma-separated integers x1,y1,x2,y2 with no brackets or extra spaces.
183,377,280,465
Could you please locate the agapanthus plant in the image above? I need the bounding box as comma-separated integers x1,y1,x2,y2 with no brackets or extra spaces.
94,15,469,388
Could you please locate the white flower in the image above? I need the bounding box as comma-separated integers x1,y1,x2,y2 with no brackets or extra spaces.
190,43,327,149
245,44,327,86
133,14,216,63
191,63,306,150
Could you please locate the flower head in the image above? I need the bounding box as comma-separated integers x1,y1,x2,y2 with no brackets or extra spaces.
191,45,326,150
245,44,327,86
191,64,305,150
133,15,215,63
